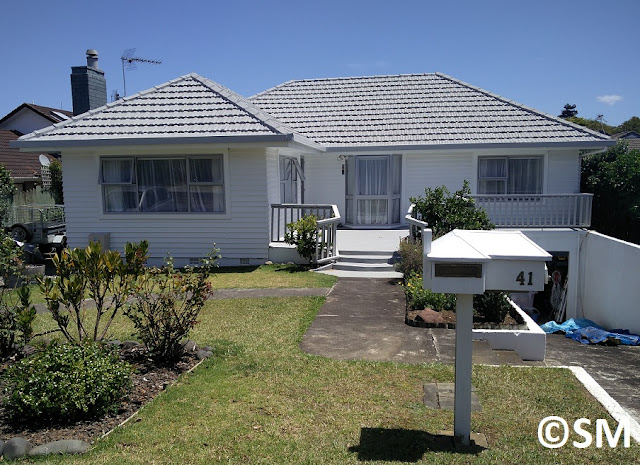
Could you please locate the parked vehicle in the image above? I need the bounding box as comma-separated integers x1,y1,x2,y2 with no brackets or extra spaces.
2,205,66,249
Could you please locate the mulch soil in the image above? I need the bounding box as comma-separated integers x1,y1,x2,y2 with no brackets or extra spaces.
0,346,200,446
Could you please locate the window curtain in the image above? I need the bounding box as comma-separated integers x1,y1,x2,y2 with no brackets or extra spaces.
280,157,297,203
137,159,187,212
189,157,224,212
478,158,507,194
357,158,387,196
101,159,136,212
508,158,542,194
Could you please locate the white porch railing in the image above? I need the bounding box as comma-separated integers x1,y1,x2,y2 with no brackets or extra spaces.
470,194,593,228
270,204,341,264
406,204,429,241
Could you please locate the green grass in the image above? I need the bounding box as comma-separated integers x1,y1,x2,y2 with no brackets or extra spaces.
7,264,336,306
27,296,640,464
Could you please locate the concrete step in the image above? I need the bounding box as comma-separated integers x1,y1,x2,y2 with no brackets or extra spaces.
339,254,395,264
314,268,403,279
332,262,396,272
339,249,397,256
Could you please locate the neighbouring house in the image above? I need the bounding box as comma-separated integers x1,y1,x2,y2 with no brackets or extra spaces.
0,103,72,191
12,67,616,323
610,130,640,152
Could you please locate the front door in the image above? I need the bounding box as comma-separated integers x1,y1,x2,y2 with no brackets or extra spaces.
345,155,401,226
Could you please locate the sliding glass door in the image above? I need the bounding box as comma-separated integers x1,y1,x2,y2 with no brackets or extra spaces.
345,155,401,226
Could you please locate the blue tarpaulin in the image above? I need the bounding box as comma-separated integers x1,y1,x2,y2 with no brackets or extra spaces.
540,318,640,346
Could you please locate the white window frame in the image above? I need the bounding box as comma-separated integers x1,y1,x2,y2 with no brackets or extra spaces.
99,155,227,214
477,156,543,195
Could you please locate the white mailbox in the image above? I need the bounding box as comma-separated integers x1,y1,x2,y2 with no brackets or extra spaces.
423,229,551,294
421,229,551,446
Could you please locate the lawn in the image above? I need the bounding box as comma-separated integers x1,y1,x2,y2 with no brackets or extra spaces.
26,293,640,464
11,264,337,306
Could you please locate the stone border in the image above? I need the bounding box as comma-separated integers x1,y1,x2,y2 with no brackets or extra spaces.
405,316,526,331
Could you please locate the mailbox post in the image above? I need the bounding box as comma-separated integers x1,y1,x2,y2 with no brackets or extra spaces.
423,228,551,445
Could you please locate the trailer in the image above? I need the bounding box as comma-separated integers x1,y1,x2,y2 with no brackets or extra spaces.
3,204,66,249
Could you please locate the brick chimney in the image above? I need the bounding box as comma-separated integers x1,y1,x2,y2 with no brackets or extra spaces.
70,49,107,116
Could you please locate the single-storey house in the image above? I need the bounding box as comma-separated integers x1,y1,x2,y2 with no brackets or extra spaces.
13,64,616,318
0,103,71,191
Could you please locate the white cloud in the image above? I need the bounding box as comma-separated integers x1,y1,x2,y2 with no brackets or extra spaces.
597,94,623,106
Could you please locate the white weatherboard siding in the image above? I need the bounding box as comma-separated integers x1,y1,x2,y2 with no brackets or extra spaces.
547,150,580,194
404,151,472,218
303,154,345,215
266,147,280,237
62,148,269,266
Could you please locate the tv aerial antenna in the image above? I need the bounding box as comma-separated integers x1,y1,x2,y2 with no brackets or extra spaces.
120,48,162,97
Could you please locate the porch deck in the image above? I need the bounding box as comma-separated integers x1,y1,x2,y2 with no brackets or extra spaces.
336,228,409,253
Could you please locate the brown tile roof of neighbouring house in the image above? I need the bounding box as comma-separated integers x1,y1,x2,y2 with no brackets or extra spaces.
0,103,73,126
14,74,321,150
250,73,612,149
611,131,640,151
0,130,48,179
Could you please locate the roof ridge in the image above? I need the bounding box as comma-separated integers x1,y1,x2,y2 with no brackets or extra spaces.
18,74,198,141
435,72,611,141
250,73,441,99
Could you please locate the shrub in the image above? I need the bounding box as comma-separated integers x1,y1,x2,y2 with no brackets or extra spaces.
410,181,493,239
0,231,35,357
0,164,15,224
2,342,132,422
48,159,64,204
474,291,512,323
284,215,318,263
395,237,423,277
404,272,456,311
126,249,219,362
38,241,148,344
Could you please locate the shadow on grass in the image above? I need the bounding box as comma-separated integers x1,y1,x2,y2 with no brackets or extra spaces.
347,428,484,462
214,266,260,274
272,264,312,273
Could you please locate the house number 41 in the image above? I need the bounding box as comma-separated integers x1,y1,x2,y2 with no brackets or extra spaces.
516,271,533,286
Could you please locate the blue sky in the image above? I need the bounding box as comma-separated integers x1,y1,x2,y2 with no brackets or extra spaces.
1,0,637,126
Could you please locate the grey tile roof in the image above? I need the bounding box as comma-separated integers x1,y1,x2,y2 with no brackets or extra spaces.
15,74,319,149
250,73,611,148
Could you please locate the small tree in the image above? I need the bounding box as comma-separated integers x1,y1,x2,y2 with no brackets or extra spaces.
559,103,578,119
48,160,64,204
125,248,219,362
410,181,494,239
38,241,149,344
0,164,15,224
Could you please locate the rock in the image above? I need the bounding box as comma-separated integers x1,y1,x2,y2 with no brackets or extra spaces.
183,340,197,352
106,339,122,347
22,344,36,356
415,308,445,324
28,439,90,456
121,340,142,348
0,439,4,457
3,437,32,460
196,349,213,360
201,345,213,352
264,260,273,265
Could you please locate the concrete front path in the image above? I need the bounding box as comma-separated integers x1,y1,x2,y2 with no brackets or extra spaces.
301,277,640,422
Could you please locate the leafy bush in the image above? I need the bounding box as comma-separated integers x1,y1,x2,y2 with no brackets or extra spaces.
38,241,148,344
0,231,35,357
404,272,456,311
284,215,318,263
48,159,64,204
473,291,512,323
410,181,493,239
126,249,219,362
395,237,423,277
582,142,640,244
2,342,132,422
0,164,15,224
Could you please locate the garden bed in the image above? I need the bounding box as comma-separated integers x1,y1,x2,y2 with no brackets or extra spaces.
0,344,199,447
405,307,526,330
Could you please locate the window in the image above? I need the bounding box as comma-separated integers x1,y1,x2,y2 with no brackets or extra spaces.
478,157,543,195
280,156,301,203
100,155,225,213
